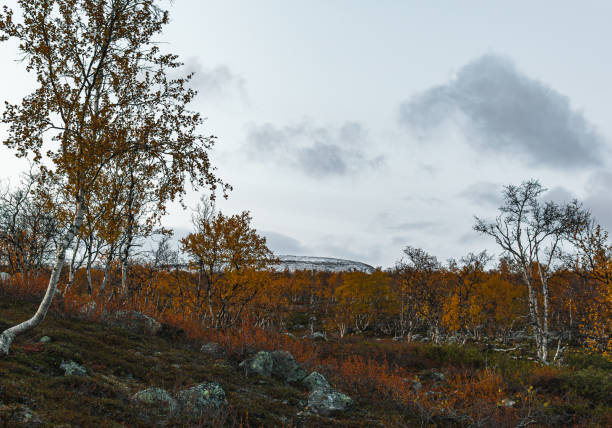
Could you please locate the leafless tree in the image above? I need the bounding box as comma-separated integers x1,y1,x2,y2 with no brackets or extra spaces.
474,179,590,363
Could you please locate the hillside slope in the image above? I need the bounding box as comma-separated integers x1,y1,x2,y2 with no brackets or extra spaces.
272,256,375,273
0,299,377,427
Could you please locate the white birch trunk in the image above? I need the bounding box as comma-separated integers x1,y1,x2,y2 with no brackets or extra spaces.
0,198,84,357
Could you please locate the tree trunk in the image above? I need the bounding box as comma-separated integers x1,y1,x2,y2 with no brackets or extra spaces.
99,243,115,296
0,198,84,357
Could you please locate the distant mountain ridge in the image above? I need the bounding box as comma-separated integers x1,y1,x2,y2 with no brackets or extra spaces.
273,255,375,273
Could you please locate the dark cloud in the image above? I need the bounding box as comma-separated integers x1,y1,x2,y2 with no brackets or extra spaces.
181,57,247,100
458,231,486,245
399,54,605,168
261,230,380,265
583,171,612,232
544,186,576,204
245,120,384,177
261,230,309,255
460,182,502,207
313,237,382,266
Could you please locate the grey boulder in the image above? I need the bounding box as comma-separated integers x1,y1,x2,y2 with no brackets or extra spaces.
239,351,274,377
105,311,162,335
132,387,178,414
307,389,353,416
301,371,330,391
270,350,307,383
176,382,228,416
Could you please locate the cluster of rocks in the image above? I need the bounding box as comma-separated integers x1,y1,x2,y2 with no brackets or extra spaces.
132,382,227,418
239,350,353,416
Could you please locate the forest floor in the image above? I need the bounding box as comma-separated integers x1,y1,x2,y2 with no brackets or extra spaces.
0,294,610,427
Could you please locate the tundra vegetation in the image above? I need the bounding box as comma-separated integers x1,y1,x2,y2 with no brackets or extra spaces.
0,0,610,427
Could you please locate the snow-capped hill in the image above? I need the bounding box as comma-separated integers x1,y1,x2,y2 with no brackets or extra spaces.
273,255,375,273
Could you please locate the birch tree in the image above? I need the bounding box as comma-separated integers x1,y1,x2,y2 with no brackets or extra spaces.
0,0,227,356
474,180,589,363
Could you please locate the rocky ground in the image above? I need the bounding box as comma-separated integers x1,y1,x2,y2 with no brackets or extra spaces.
0,299,369,427
1,295,611,427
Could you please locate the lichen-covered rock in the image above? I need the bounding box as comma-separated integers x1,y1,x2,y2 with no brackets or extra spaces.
271,350,307,383
0,404,41,426
176,383,227,417
303,332,327,341
200,342,226,357
60,360,87,376
307,389,353,416
301,371,330,391
132,387,177,414
105,311,162,335
239,351,273,377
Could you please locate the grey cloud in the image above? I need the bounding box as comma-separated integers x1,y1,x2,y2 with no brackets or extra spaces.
392,236,408,246
584,171,612,232
459,231,492,247
460,182,502,207
402,195,442,205
245,120,384,177
375,212,441,232
262,230,380,265
393,221,440,232
544,186,576,204
181,57,247,100
262,230,310,255
399,54,605,168
297,143,348,176
313,237,382,266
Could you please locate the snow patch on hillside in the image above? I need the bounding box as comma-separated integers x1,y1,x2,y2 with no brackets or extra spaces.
273,255,375,273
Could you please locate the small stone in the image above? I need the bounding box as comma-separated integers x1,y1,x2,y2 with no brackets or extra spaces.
39,336,51,344
200,342,225,356
303,332,327,341
60,360,87,376
431,372,445,382
499,398,516,407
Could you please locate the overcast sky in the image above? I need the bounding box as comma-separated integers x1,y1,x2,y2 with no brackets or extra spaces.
2,1,612,268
